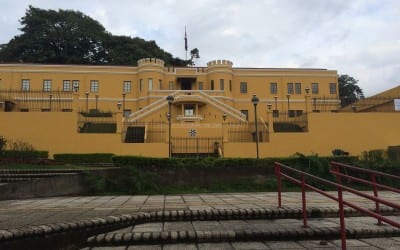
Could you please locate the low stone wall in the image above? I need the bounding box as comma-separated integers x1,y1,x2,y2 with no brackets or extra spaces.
0,174,86,200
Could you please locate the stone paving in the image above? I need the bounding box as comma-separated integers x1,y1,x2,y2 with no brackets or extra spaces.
1,191,399,249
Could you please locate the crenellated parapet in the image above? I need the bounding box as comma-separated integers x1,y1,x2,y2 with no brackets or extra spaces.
207,59,233,68
137,58,165,68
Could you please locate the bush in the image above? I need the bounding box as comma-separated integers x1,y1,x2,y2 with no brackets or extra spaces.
0,136,6,155
3,150,48,160
54,153,115,164
361,149,386,162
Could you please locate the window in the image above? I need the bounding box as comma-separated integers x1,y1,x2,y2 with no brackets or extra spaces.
123,81,131,93
43,80,52,92
21,79,30,91
329,83,337,94
295,83,301,94
168,81,174,90
288,110,295,117
211,80,214,90
287,83,294,94
198,82,203,90
90,80,99,92
272,110,279,117
63,80,71,92
311,83,319,94
159,80,162,90
229,80,232,91
72,80,79,92
148,78,153,91
240,82,247,93
270,83,277,94
220,79,224,90
184,104,195,116
240,110,249,120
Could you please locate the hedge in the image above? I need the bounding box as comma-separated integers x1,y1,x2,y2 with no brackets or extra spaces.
54,153,115,164
2,150,48,160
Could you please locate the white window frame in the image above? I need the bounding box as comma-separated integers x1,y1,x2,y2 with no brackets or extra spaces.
148,78,153,91
72,80,80,92
123,81,131,93
21,79,30,91
43,80,52,92
90,80,99,93
63,80,71,92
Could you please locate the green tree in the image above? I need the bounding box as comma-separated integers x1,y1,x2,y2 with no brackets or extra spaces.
188,48,200,66
338,74,364,107
0,6,109,64
0,6,188,66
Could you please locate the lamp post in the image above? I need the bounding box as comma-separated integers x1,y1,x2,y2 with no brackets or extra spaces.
85,91,89,112
122,93,126,117
117,102,122,110
222,112,227,157
49,94,53,111
305,87,310,113
95,94,99,112
166,95,174,158
251,94,259,159
312,97,317,112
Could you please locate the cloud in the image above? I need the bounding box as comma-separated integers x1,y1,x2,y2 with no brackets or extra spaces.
0,0,399,96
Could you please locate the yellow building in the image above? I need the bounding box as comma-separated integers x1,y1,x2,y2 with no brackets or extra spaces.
0,58,399,158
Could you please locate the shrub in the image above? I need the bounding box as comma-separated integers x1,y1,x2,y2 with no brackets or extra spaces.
0,136,6,155
361,149,386,162
54,153,115,164
3,150,48,160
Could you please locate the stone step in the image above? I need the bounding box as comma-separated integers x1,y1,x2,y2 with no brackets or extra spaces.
1,207,399,250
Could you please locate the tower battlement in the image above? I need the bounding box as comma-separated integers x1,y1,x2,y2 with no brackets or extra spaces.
137,58,165,68
207,60,233,67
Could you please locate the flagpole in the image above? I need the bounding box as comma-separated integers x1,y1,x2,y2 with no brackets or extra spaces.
184,26,188,61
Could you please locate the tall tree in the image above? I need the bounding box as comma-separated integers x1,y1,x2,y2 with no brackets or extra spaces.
0,6,109,64
0,6,189,66
338,74,364,107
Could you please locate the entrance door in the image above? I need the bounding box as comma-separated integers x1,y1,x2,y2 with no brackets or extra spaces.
181,80,192,90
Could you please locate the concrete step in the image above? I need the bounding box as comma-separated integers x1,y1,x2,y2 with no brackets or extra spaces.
1,207,399,250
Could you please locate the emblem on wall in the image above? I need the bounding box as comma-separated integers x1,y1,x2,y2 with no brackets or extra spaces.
188,129,197,137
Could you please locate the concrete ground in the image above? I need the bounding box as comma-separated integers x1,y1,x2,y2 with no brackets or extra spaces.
1,191,399,249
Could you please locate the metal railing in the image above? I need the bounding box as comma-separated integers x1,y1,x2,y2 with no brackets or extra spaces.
272,112,308,132
0,90,73,112
77,112,117,133
171,137,222,156
275,162,400,250
123,121,166,143
226,122,268,142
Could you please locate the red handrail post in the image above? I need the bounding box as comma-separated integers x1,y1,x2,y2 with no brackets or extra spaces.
275,163,282,208
334,164,347,250
371,174,382,225
301,174,308,228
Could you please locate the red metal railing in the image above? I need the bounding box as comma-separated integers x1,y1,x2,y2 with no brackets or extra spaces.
275,162,400,250
330,161,400,225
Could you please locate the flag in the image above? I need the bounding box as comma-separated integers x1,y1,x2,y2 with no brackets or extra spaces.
184,26,188,51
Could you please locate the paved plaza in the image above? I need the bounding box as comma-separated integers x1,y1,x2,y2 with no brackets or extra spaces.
1,191,399,249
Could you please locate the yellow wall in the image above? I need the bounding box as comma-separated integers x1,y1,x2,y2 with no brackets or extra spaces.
0,112,167,157
1,112,399,158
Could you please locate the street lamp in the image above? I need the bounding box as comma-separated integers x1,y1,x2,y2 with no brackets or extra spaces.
251,94,259,159
85,91,89,112
122,93,126,117
304,87,310,113
48,94,53,111
95,94,99,112
312,97,317,112
117,102,122,110
223,112,227,122
166,95,174,158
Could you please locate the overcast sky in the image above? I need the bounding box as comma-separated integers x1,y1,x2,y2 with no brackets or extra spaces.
1,0,399,96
